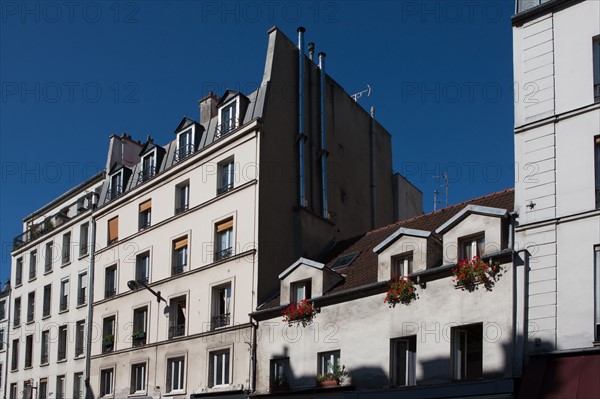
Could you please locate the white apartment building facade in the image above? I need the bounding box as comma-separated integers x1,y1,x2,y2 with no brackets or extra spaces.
1,283,11,399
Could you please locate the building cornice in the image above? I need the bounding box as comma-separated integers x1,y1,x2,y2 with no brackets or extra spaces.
514,103,600,134
512,0,585,27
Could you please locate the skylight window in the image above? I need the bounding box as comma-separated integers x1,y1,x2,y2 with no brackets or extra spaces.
331,252,360,270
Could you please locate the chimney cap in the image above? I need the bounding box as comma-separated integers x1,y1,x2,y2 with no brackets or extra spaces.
318,52,327,58
297,26,305,33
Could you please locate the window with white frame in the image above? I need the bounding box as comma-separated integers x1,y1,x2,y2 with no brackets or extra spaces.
594,37,600,103
43,284,51,317
459,233,485,261
133,306,148,347
73,372,84,399
39,379,48,399
15,257,22,285
100,368,114,397
136,252,150,284
79,223,89,256
0,329,4,351
75,319,85,357
57,325,67,361
209,349,230,387
102,316,116,353
218,100,238,136
45,242,53,272
451,323,483,380
29,250,37,280
27,291,35,322
77,272,87,306
107,216,119,245
62,232,71,264
176,128,194,161
217,158,235,194
270,358,289,387
138,199,152,230
595,136,600,209
105,265,117,298
172,237,188,276
392,252,413,278
13,297,21,326
318,350,340,376
390,336,416,386
166,356,185,393
10,383,17,399
211,283,232,329
0,300,5,321
10,339,18,370
56,376,65,399
291,280,311,303
24,334,33,368
40,330,49,364
168,296,186,339
175,180,190,214
215,218,233,261
140,151,156,182
109,171,123,200
130,362,146,394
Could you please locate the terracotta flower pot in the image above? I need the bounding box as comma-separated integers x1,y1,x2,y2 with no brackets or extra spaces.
317,380,338,388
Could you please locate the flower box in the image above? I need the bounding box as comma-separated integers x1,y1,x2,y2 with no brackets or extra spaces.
384,276,418,307
282,299,317,327
316,380,338,388
452,256,502,292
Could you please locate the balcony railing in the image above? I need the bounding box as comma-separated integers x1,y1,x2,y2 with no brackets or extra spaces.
171,265,186,276
169,324,185,339
211,313,231,329
138,218,151,230
132,331,146,347
102,338,114,353
217,182,234,195
59,299,68,311
105,185,123,202
41,353,49,364
57,349,66,361
214,247,233,262
14,316,20,326
13,219,56,250
516,0,553,13
594,84,600,103
75,345,84,357
174,144,196,163
138,166,157,183
105,289,116,298
175,203,189,215
77,293,86,306
42,305,50,317
215,117,239,139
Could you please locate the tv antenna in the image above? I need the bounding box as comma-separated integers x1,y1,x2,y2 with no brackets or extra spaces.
351,84,371,102
432,172,449,210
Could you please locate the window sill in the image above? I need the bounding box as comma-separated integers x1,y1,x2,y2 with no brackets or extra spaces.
28,277,37,283
128,392,148,397
57,359,67,364
42,314,51,320
26,320,35,325
76,303,87,309
40,362,49,367
24,366,33,370
44,269,53,276
59,309,69,314
74,354,85,360
61,261,71,268
14,283,22,288
12,324,21,329
78,253,89,260
10,369,19,372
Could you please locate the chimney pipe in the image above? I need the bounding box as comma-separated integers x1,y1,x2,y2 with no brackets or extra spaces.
308,42,315,61
370,106,376,229
297,27,306,207
318,52,329,219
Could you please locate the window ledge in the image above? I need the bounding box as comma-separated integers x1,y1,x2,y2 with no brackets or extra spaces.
44,269,53,276
26,320,34,325
14,283,22,288
128,392,148,397
58,309,69,315
40,362,49,367
57,359,67,364
61,261,71,268
24,366,33,370
74,354,85,360
42,314,51,320
28,277,37,283
76,303,87,309
78,254,89,260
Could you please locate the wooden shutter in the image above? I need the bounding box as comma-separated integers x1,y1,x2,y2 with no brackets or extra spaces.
216,219,233,233
108,217,119,242
173,237,188,250
139,199,152,212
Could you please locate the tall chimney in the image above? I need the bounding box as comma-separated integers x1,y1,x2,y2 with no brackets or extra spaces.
297,27,307,207
199,91,219,125
308,42,315,61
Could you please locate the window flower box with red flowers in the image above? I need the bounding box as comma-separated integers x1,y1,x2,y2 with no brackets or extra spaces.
384,276,418,307
452,256,502,292
282,299,317,327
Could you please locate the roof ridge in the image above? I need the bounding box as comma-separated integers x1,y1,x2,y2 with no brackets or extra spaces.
366,187,514,236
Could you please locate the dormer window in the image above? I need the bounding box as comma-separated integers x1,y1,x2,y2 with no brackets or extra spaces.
217,100,239,138
139,152,156,182
392,253,413,278
291,280,311,302
175,127,194,162
460,234,485,261
108,172,123,201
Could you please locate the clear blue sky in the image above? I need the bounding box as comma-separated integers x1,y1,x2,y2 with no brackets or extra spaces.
0,0,516,282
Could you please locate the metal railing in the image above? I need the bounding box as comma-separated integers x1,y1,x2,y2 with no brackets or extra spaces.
174,144,196,163
75,345,84,357
14,315,20,326
211,313,231,329
13,220,56,250
102,340,114,353
45,260,52,273
138,166,157,183
132,331,146,347
175,203,189,214
168,324,185,339
214,247,233,261
215,117,239,139
217,182,234,195
105,289,116,298
106,185,124,202
171,265,186,276
138,218,151,230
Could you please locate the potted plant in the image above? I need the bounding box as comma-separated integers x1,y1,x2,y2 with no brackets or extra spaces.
384,276,418,307
316,363,348,387
102,334,114,350
132,330,146,340
282,299,317,327
452,256,502,292
269,376,289,392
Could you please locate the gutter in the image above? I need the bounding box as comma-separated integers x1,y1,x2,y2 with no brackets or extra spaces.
3,286,11,399
84,214,97,397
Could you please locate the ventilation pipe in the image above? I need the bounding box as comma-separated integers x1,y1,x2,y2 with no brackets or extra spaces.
297,27,306,207
308,42,315,61
318,52,329,219
370,106,376,229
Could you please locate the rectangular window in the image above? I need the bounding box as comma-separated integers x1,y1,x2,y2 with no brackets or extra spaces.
0,300,5,320
217,158,235,194
136,252,150,284
595,136,600,209
102,316,115,353
209,350,231,387
105,265,117,298
594,246,600,341
75,320,85,357
391,336,416,386
168,296,186,339
451,323,483,380
13,297,21,326
0,329,4,351
130,362,146,394
0,364,2,391
215,218,233,261
109,172,123,200
27,291,35,322
270,358,289,387
10,383,17,399
79,223,89,256
57,325,67,361
460,234,485,261
392,253,413,277
60,278,69,311
56,375,65,399
291,280,311,302
107,216,119,245
594,37,600,103
29,250,37,280
41,330,49,364
140,152,156,182
172,237,188,276
39,379,47,399
166,356,185,392
318,350,340,376
78,272,87,306
15,257,22,285
24,334,33,368
45,242,53,272
175,181,190,214
133,306,147,347
62,232,71,264
212,284,232,329
138,199,152,230
43,284,51,317
100,368,114,397
11,339,18,370
73,372,84,399
219,101,238,136
176,128,194,161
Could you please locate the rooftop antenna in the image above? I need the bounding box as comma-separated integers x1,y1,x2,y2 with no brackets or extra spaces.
351,84,371,102
432,172,449,210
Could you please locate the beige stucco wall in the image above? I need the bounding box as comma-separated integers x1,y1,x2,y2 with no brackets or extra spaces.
442,214,504,264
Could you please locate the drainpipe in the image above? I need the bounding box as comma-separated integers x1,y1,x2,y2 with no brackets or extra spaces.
249,317,258,393
318,52,329,219
369,106,376,229
84,211,97,397
297,27,306,207
3,282,11,399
